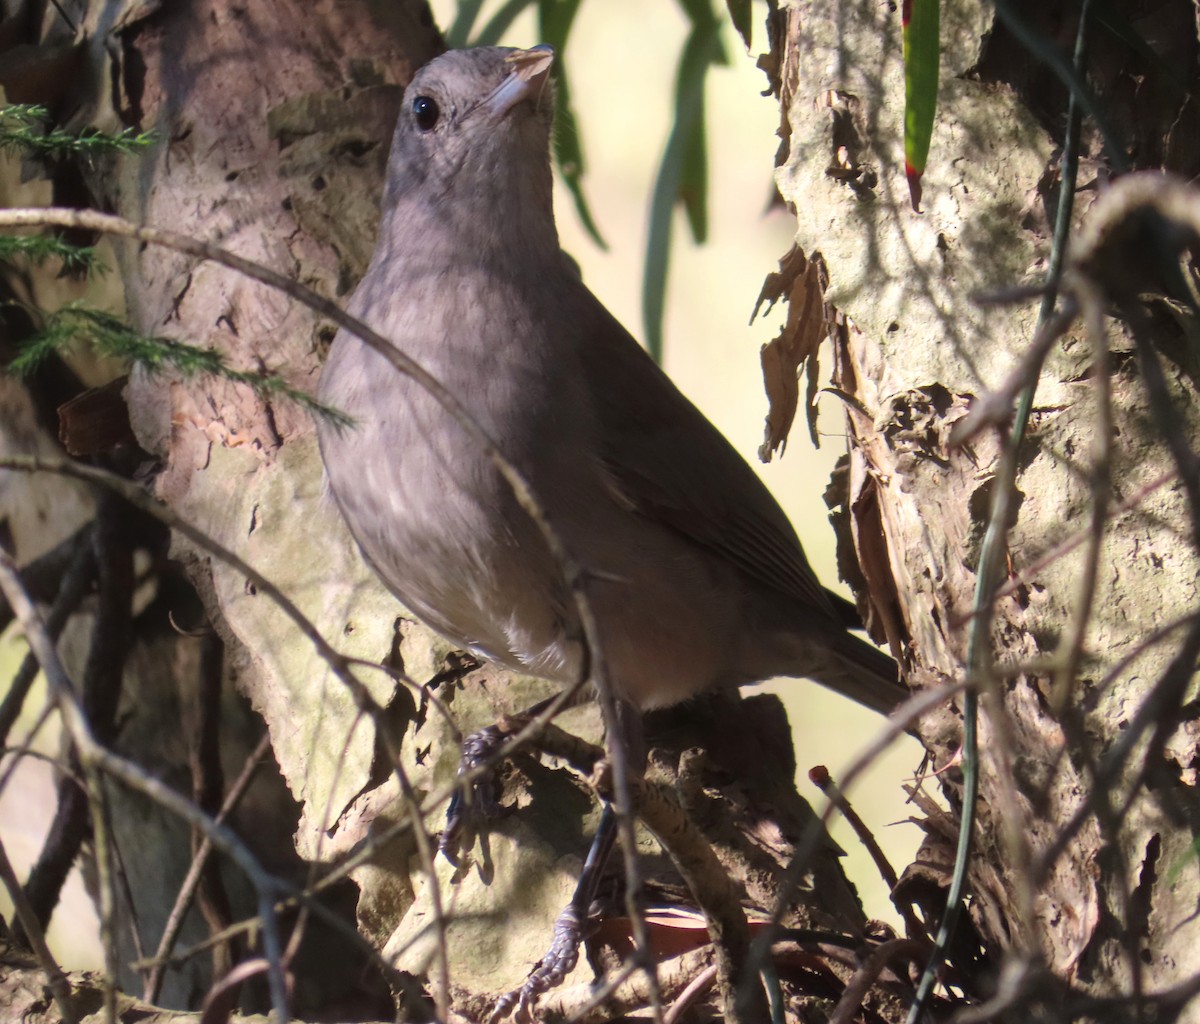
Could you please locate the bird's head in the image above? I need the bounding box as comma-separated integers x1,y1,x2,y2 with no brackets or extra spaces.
381,45,559,259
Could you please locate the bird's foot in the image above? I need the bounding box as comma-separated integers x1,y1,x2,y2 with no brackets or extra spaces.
488,904,592,1023
439,720,516,863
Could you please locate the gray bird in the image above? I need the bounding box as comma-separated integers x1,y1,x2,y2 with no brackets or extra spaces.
316,43,904,1011
317,45,901,719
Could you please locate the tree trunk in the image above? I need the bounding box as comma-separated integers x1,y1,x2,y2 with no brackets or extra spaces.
767,0,1200,1014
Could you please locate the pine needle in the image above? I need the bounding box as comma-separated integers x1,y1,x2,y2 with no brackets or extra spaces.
10,304,352,428
0,233,103,272
0,104,156,158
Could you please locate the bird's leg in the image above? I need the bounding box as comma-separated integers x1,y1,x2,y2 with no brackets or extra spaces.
486,803,619,1022
439,693,560,863
495,700,648,1021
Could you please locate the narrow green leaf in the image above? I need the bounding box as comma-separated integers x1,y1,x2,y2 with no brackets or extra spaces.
537,0,606,247
552,70,605,247
679,95,709,244
537,0,582,49
643,5,723,361
676,0,712,25
446,0,486,48
902,0,940,212
724,0,752,49
473,0,536,46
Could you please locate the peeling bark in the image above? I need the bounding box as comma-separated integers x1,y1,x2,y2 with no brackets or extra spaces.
768,0,1200,1012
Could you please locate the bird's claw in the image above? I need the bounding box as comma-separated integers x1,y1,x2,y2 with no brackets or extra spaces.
439,722,511,862
488,905,591,1022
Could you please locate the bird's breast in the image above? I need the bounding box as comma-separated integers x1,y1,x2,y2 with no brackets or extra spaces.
316,320,576,679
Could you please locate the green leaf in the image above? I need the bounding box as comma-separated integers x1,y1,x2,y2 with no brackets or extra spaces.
538,0,606,247
642,2,724,361
902,0,940,212
679,96,709,244
473,0,536,45
724,0,753,49
446,0,486,48
537,0,582,53
676,0,713,23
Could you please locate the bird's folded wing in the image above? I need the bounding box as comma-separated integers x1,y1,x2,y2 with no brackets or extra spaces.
574,290,834,619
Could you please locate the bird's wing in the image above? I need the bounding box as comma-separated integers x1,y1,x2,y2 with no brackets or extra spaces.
572,284,834,616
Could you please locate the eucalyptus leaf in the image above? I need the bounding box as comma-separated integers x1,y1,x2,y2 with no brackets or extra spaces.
538,0,606,247
446,0,486,48
902,0,940,211
725,0,752,48
680,96,709,244
473,0,536,46
643,3,723,361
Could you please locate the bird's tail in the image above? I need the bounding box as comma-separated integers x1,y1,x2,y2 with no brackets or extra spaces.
816,628,907,718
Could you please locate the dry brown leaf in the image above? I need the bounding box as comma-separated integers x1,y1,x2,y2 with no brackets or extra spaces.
753,245,831,462
0,41,85,108
57,376,135,456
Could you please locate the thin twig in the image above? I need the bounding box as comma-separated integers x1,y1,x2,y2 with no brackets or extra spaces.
0,552,293,1022
809,766,925,940
0,831,78,1023
0,523,91,634
393,750,451,1018
143,731,273,1003
829,937,926,1024
662,964,718,1024
740,679,963,1015
0,531,94,751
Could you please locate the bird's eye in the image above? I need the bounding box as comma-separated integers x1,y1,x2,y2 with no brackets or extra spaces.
412,95,440,132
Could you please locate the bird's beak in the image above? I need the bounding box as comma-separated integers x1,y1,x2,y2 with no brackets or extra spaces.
485,45,555,118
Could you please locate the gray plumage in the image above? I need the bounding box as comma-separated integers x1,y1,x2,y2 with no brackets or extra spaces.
317,46,902,717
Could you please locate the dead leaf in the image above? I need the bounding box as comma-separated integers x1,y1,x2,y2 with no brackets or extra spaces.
753,245,831,461
57,376,135,456
0,41,85,108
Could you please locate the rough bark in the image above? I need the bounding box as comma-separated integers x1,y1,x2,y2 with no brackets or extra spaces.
766,0,1200,1015
1,0,442,1013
